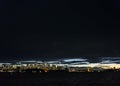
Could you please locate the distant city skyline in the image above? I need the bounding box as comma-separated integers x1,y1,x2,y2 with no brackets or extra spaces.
1,57,120,69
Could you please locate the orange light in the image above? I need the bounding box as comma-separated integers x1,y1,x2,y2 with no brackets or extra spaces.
45,70,48,72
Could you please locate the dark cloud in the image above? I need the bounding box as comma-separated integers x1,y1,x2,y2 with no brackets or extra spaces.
0,0,120,60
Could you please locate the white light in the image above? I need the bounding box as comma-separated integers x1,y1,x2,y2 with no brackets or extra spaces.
63,58,87,62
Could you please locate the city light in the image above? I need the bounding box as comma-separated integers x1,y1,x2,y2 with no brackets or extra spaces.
0,57,120,73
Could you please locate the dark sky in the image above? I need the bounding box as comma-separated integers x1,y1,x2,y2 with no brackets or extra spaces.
0,0,120,60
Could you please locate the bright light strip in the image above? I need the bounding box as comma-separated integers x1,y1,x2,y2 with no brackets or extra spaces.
63,58,87,62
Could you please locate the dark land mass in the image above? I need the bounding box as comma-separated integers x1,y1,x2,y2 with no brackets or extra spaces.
0,72,120,86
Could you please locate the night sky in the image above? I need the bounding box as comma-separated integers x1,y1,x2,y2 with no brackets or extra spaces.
0,0,120,60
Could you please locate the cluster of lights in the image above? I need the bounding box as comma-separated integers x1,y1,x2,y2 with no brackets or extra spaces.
1,57,120,69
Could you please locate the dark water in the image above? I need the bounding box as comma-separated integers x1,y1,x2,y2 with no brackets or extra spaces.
0,72,120,86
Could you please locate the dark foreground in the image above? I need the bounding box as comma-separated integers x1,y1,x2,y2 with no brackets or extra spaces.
0,72,120,86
